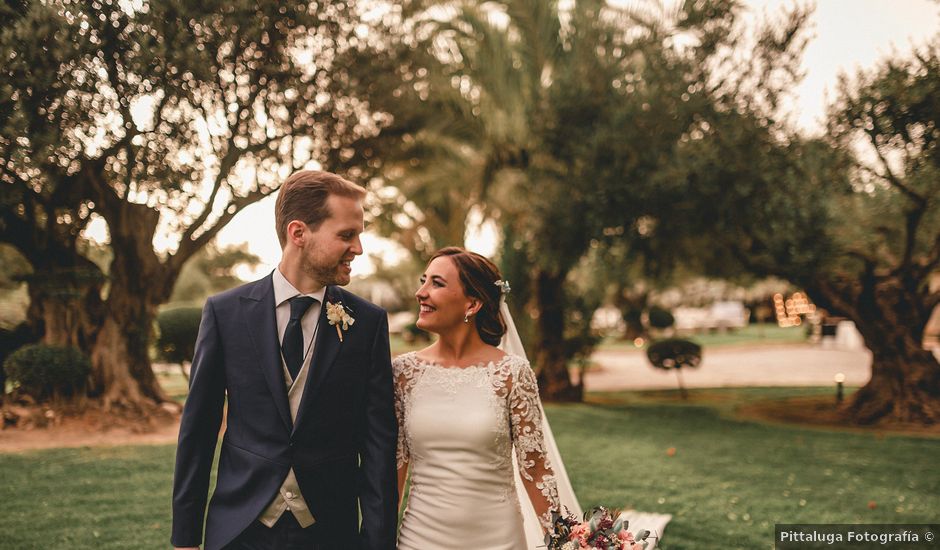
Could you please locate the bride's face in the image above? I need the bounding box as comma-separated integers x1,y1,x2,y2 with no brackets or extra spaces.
414,256,474,334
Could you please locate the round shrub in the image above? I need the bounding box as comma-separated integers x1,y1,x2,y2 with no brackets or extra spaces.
0,322,38,366
3,344,91,400
156,307,203,364
646,338,702,370
402,321,431,344
647,306,675,330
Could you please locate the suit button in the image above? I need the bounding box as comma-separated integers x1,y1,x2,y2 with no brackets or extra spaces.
285,491,295,500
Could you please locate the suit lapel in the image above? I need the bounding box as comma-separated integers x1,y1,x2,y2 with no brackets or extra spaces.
292,285,344,435
241,275,292,432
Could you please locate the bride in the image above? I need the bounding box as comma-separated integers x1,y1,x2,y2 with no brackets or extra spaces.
393,247,581,549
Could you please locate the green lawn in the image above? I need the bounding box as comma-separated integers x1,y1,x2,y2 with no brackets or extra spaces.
0,445,179,549
1,389,937,549
155,368,190,403
550,390,939,549
390,333,427,355
599,323,809,351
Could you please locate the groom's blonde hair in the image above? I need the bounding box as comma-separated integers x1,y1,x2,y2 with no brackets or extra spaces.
274,170,366,248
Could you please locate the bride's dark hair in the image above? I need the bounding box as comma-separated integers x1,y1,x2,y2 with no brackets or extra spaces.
429,247,506,346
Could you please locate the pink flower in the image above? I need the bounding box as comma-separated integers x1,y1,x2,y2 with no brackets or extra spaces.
618,530,635,543
569,522,589,539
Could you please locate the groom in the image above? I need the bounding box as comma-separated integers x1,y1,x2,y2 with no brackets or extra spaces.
172,170,398,550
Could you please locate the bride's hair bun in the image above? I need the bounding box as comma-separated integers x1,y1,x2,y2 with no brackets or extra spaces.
429,247,506,346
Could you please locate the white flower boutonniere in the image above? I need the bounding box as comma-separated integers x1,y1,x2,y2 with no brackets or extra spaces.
325,301,355,342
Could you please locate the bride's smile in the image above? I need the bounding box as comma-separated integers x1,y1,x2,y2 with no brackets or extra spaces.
413,256,481,334
395,247,565,550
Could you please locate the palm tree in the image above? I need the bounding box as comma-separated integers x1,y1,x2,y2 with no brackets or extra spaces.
355,0,810,402
400,0,647,400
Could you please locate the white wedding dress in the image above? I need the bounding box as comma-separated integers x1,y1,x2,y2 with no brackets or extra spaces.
393,352,561,550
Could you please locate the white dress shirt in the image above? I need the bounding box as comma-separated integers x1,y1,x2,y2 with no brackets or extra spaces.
258,268,325,527
272,267,324,387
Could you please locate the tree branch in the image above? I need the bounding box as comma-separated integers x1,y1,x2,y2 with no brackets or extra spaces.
0,197,42,256
863,126,927,207
808,275,861,321
178,38,276,247
170,184,278,271
847,249,880,266
925,289,940,313
81,157,124,221
898,207,925,275
921,231,940,276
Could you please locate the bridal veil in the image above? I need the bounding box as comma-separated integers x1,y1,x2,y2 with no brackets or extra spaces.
498,301,582,548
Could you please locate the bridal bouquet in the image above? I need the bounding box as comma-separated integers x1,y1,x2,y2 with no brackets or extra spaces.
544,507,652,550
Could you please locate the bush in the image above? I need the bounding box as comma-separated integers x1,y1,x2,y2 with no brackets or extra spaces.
1,323,38,395
647,306,675,330
156,307,203,364
3,344,91,401
402,322,431,344
646,338,702,370
646,338,702,400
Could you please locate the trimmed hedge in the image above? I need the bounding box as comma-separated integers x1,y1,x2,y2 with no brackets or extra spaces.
646,338,702,370
402,321,431,343
3,344,91,401
647,306,675,329
1,323,38,400
156,307,202,364
0,322,37,367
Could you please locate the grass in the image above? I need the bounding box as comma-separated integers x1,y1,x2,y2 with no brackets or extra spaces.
548,389,939,549
0,445,179,549
395,323,807,356
155,367,190,403
390,334,427,355
1,388,937,549
598,323,809,351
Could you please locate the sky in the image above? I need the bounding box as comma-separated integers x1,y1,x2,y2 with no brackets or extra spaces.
750,0,940,131
213,0,940,279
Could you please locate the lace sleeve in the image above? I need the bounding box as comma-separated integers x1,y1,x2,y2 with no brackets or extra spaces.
508,358,560,532
392,355,411,469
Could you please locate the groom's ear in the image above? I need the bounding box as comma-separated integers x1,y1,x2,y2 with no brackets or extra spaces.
286,220,306,247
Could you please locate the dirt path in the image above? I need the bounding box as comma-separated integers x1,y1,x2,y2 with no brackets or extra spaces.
581,343,874,391
0,343,922,453
0,414,180,453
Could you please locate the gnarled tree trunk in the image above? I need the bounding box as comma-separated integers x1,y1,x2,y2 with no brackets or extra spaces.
87,197,177,412
849,347,940,424
25,261,105,350
533,268,582,402
90,293,167,409
812,276,940,425
614,287,649,341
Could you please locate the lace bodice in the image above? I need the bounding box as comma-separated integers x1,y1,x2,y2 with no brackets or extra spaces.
393,352,560,534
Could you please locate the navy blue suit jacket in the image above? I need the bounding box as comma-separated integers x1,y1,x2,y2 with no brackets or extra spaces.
171,275,398,549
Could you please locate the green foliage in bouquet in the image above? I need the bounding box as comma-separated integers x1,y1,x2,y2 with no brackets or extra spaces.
545,506,653,550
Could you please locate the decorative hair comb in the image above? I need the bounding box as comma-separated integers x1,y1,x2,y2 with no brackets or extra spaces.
494,279,511,296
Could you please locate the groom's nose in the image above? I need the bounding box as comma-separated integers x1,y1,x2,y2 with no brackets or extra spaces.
350,235,363,256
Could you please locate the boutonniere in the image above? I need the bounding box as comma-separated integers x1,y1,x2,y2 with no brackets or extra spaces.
325,301,355,342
